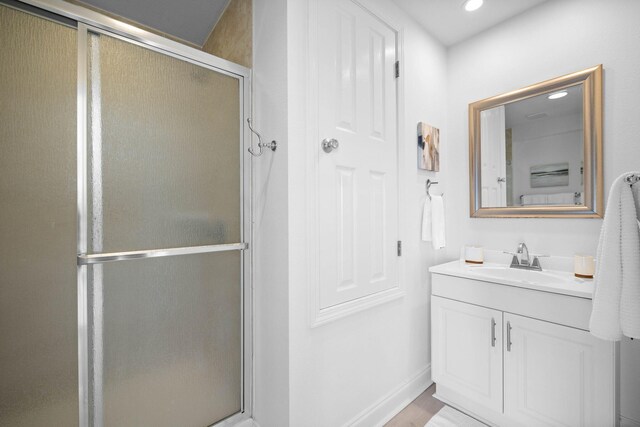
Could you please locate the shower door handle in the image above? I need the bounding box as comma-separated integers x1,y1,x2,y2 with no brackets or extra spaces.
77,242,248,265
322,138,339,153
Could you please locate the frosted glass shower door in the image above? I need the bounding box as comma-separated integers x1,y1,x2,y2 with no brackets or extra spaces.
0,5,78,426
84,31,245,427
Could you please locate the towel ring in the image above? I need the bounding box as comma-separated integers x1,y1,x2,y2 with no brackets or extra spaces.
426,179,443,200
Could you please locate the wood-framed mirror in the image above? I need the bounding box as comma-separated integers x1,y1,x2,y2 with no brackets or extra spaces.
469,65,603,218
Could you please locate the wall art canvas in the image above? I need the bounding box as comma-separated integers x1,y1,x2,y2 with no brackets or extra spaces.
530,162,569,187
417,122,440,171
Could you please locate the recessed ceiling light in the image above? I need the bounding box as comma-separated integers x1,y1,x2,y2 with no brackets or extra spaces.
548,91,568,100
463,0,484,12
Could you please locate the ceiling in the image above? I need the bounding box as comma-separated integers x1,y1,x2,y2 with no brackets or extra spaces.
391,0,549,46
505,85,583,128
75,0,230,46
72,0,549,49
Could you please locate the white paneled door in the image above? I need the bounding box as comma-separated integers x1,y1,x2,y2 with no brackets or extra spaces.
480,106,507,207
317,0,398,309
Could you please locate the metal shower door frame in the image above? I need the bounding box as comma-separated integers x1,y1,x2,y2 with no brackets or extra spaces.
13,2,253,426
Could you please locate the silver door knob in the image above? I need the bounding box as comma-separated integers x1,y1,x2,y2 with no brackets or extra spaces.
497,177,506,183
322,138,339,153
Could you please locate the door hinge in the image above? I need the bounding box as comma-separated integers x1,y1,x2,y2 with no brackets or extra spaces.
395,61,400,78
397,240,402,256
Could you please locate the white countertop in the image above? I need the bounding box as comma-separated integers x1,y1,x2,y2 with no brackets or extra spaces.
429,260,594,299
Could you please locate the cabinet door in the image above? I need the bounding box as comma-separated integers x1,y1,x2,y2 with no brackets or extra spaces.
504,313,615,427
432,296,503,412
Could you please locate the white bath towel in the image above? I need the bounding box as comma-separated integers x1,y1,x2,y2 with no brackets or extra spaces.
589,172,640,340
546,192,579,205
521,192,579,206
521,194,548,205
421,197,432,242
430,195,446,250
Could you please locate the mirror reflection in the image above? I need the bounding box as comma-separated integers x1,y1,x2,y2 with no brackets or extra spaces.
469,65,602,218
480,85,584,208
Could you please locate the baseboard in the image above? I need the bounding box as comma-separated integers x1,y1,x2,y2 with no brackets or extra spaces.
345,364,432,427
621,415,640,427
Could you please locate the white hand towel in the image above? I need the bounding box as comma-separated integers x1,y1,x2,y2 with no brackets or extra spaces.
422,198,432,242
589,172,640,340
430,195,446,250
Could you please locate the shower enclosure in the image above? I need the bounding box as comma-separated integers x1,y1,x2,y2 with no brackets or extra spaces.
0,2,251,426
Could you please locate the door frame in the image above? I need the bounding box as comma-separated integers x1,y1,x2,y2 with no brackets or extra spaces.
306,0,406,327
10,2,253,426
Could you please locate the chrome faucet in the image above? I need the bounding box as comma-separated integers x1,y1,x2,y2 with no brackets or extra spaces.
506,242,544,271
517,243,531,266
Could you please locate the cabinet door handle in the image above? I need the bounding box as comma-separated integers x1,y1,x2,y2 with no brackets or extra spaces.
506,321,512,352
491,318,496,347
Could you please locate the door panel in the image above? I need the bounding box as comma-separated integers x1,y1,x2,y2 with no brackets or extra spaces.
432,297,503,413
86,31,245,427
87,33,241,254
318,0,398,309
504,313,615,427
480,106,506,207
0,6,78,426
96,252,241,427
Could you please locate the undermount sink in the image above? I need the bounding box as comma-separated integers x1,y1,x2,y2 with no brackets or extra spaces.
429,261,594,298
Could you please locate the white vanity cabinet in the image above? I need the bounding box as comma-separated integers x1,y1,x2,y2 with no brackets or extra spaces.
430,263,616,427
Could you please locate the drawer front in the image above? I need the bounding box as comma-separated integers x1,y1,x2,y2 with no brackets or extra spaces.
432,273,592,330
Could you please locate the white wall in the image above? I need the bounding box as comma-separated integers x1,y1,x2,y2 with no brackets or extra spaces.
445,0,640,424
511,113,583,199
255,1,640,425
286,0,448,425
252,0,290,425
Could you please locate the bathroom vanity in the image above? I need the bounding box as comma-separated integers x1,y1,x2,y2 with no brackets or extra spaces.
429,260,616,427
